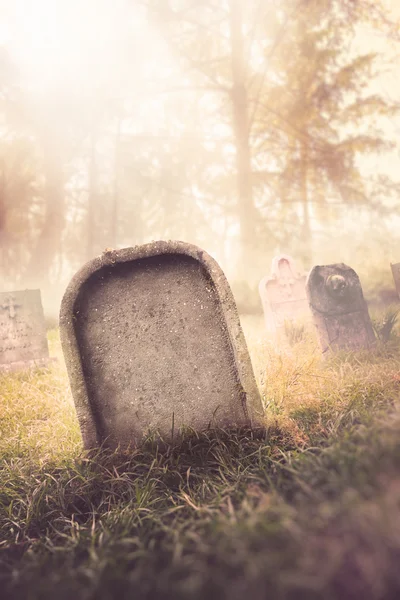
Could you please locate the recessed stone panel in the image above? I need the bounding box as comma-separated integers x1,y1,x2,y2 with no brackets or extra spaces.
60,242,263,450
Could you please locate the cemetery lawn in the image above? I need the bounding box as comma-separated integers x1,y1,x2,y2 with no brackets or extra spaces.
2,322,400,599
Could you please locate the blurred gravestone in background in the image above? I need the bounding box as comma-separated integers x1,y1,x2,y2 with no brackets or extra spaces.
390,262,400,300
258,255,309,337
0,289,53,372
60,241,263,451
306,264,375,354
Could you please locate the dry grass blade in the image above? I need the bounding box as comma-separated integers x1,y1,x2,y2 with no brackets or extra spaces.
1,326,400,599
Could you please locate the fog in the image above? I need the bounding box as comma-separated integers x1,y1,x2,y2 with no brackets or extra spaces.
0,0,399,317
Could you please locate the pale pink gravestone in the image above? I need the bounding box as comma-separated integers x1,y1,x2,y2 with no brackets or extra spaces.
0,289,53,372
306,263,376,354
390,262,400,299
258,255,309,334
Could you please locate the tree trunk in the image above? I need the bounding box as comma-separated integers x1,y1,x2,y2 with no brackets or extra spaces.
300,140,312,266
87,130,97,261
110,119,121,249
229,0,258,276
25,139,65,289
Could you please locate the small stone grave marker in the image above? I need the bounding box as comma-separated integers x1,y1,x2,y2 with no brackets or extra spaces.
258,254,309,334
0,289,53,372
60,241,263,450
306,263,375,354
390,262,400,300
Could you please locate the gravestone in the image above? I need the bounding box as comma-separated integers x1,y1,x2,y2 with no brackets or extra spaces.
0,289,53,372
60,241,263,450
258,254,309,334
390,262,400,300
306,263,375,354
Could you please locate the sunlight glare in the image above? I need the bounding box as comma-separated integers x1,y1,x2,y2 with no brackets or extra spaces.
6,0,139,90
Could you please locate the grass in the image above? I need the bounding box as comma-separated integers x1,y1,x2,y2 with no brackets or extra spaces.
1,320,400,599
371,306,400,343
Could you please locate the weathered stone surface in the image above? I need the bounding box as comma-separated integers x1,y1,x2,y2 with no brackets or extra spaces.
390,262,400,300
306,263,375,354
258,254,309,334
60,241,263,450
0,289,53,372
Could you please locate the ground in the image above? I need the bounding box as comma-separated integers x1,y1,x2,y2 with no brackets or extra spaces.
1,315,400,600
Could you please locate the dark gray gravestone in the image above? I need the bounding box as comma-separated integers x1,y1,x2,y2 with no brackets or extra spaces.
60,241,263,450
306,263,375,354
390,262,400,300
0,289,52,372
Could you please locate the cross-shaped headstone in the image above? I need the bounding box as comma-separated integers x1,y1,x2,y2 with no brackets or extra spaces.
259,254,309,335
272,256,298,299
1,296,22,319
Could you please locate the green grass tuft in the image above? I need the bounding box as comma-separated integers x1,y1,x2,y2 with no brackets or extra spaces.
371,306,400,343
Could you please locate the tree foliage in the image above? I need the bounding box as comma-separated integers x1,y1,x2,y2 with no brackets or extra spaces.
0,0,399,300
